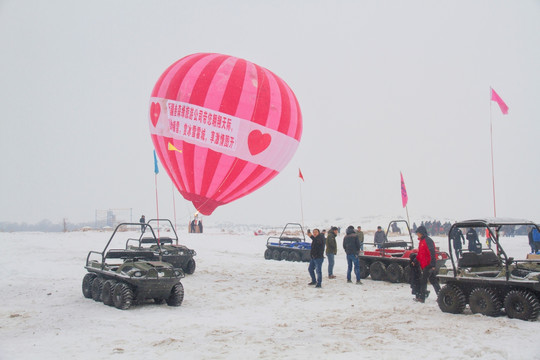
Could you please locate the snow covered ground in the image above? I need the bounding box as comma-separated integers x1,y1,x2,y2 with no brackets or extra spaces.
0,227,538,360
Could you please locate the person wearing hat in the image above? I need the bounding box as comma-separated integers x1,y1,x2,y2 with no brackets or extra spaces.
307,228,325,288
326,227,338,279
413,225,441,302
342,225,362,284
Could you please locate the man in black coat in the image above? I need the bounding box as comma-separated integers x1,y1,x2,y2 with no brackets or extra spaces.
466,228,482,254
343,225,362,284
307,228,325,288
450,227,465,259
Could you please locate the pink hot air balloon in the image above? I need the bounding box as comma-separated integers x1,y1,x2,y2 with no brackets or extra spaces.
149,53,302,215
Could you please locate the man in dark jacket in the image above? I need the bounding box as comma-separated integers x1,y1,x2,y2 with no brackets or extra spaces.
307,228,325,288
326,227,338,279
139,215,146,233
343,225,362,284
373,226,387,248
466,227,482,254
449,226,465,259
412,225,440,302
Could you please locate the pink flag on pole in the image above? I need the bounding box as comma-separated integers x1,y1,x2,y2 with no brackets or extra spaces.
490,88,509,115
298,168,304,181
400,172,408,208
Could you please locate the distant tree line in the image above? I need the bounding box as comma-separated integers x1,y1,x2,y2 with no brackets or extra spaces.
0,219,94,232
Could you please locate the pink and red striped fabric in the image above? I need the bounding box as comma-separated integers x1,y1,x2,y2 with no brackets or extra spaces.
149,53,302,215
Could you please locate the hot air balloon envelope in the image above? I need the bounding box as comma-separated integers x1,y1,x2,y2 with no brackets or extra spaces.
149,53,302,215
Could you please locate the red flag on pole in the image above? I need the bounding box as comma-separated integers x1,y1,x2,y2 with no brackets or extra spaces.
298,168,304,181
400,172,408,208
490,88,509,115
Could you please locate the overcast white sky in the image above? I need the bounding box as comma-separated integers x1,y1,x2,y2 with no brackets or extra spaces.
1,0,539,227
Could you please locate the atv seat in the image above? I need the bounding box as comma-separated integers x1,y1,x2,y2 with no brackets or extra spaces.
471,270,500,277
458,251,500,268
280,237,302,242
140,237,173,244
380,241,408,249
105,249,155,260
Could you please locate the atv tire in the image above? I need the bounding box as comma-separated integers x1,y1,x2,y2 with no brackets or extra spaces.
101,280,117,306
113,282,134,310
468,287,502,317
264,249,272,260
504,290,540,321
166,283,184,306
82,273,96,299
437,284,466,314
288,251,300,262
386,263,404,283
185,259,196,275
280,250,290,261
91,277,104,302
358,260,370,279
402,265,411,284
370,261,386,281
272,249,281,261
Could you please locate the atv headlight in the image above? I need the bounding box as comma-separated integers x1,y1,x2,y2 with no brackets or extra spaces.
133,271,143,277
174,270,182,277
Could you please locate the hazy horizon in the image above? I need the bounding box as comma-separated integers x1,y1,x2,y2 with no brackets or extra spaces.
1,1,539,226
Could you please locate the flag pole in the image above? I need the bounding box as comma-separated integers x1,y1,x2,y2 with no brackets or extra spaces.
154,173,160,240
299,180,304,230
298,168,305,229
405,204,411,229
171,183,177,234
489,87,497,217
153,150,161,241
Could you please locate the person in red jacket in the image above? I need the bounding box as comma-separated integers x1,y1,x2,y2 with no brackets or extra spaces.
412,225,441,303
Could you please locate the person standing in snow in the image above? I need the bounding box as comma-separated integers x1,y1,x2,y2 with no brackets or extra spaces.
412,225,440,303
307,229,325,288
139,215,146,233
343,225,362,284
356,226,364,252
373,226,387,248
449,226,465,259
485,228,493,249
326,227,338,279
529,227,536,253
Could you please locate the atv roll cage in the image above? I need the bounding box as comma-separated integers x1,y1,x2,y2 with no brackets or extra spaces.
362,220,414,251
125,219,179,248
86,222,162,270
446,218,540,281
266,222,307,246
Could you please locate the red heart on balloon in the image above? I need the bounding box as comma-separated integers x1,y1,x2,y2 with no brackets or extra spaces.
150,102,161,127
248,130,272,155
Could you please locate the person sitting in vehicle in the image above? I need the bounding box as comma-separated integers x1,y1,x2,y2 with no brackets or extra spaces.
466,228,482,254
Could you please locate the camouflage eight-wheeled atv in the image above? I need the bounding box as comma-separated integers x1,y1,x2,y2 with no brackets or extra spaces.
82,222,185,310
126,219,197,275
437,219,540,321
